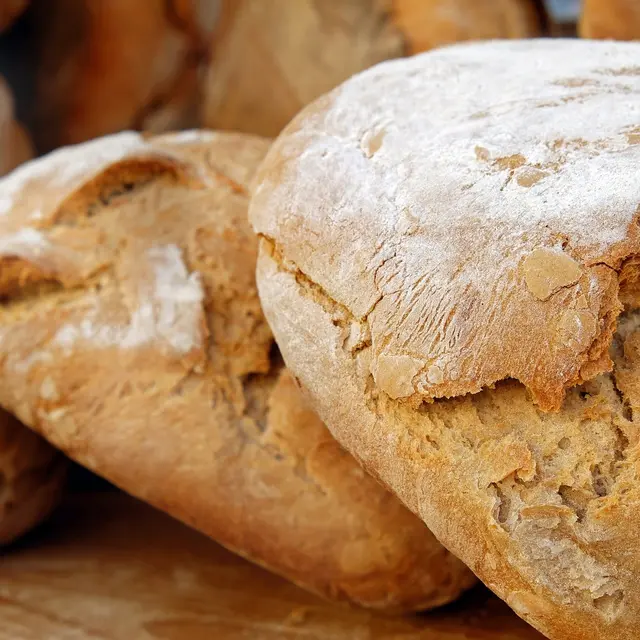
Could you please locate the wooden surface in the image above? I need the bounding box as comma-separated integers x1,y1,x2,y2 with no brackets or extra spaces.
0,492,544,639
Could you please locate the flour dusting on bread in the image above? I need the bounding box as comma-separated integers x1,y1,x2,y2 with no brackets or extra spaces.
251,39,640,411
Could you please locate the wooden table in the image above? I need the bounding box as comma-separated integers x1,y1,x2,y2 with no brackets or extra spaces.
0,492,544,639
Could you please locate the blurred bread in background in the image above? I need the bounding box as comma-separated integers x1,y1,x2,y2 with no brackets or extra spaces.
26,0,548,147
202,0,543,138
31,0,218,152
202,0,404,137
391,0,542,55
579,0,640,40
0,74,32,174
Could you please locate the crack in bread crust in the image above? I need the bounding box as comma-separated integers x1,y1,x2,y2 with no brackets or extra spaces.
250,40,640,415
255,236,640,639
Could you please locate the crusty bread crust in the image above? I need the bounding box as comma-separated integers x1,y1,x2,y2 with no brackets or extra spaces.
251,40,640,638
251,39,640,413
579,0,640,40
0,130,475,610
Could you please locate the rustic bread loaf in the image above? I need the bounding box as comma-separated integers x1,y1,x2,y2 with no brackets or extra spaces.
32,0,217,151
202,0,542,138
250,39,640,638
579,0,640,40
0,130,475,609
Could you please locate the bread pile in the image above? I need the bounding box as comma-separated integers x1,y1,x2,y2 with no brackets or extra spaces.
0,1,639,639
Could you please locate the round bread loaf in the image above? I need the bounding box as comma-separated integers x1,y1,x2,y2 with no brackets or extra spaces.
579,0,640,40
250,40,640,638
0,130,475,609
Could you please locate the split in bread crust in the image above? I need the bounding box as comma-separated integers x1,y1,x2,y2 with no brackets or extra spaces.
0,130,475,610
251,39,640,639
251,39,640,413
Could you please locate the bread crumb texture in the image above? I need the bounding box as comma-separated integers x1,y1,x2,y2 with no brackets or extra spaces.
0,130,475,611
251,39,640,412
251,40,640,639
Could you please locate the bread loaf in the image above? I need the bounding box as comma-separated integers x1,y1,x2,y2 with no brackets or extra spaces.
579,0,640,40
250,39,640,639
202,0,542,137
0,130,475,609
32,0,217,151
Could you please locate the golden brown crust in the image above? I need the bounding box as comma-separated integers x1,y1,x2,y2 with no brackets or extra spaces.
0,130,475,610
255,238,640,640
32,0,217,152
251,39,640,412
579,0,640,40
251,40,640,638
0,410,66,545
391,0,541,54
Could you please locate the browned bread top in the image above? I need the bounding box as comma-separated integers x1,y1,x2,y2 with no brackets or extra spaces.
251,39,640,412
0,130,475,610
0,409,66,545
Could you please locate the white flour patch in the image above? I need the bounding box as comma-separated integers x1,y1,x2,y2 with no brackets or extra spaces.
0,228,50,258
53,245,204,356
